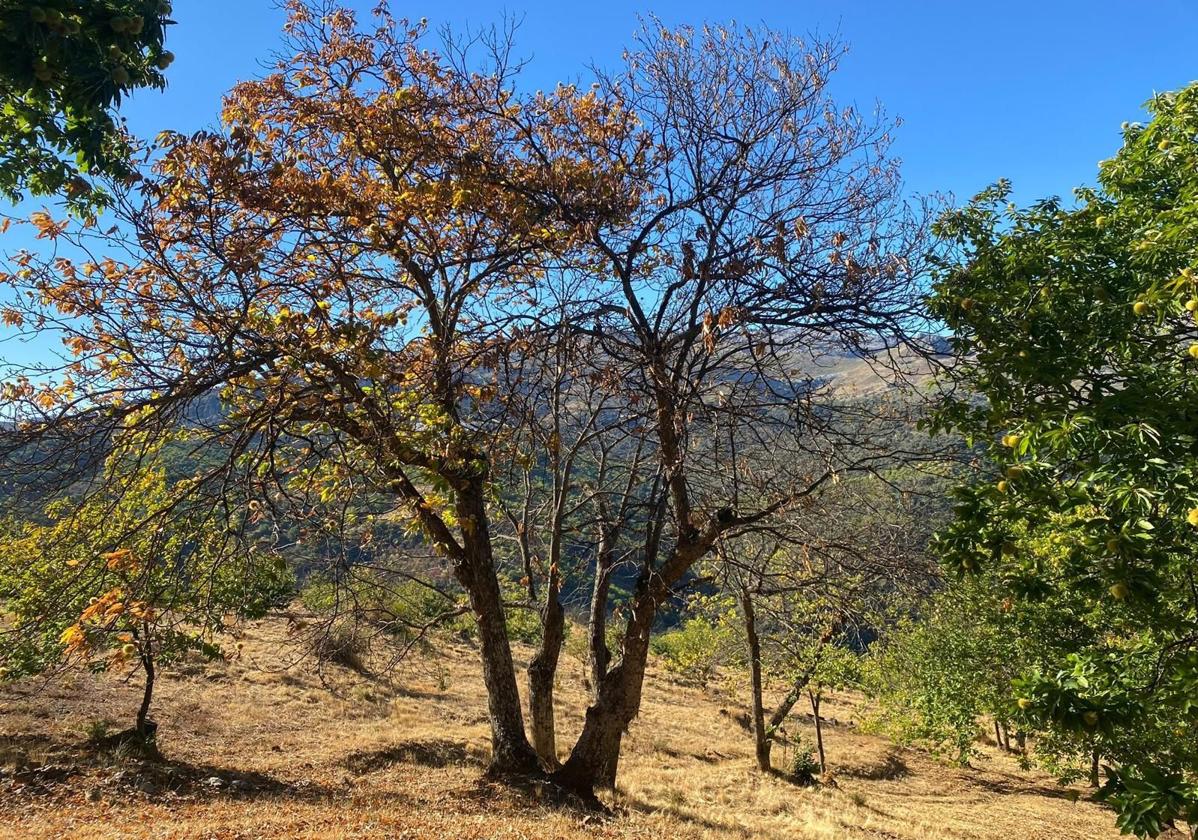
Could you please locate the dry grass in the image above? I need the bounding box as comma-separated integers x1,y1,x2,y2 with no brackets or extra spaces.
0,616,1125,839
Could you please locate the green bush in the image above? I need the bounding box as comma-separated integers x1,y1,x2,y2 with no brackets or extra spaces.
651,617,735,686
505,604,543,645
786,735,821,786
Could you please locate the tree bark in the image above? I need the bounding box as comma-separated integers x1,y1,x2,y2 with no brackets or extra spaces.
587,541,614,700
738,585,771,772
810,691,825,773
454,483,540,777
1090,749,1100,787
470,574,539,775
551,572,659,797
528,565,564,767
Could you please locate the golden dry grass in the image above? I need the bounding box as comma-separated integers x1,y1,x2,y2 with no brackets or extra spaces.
0,616,1127,839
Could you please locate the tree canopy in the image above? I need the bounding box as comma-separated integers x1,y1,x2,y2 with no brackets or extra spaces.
0,0,935,798
0,0,175,210
927,83,1198,837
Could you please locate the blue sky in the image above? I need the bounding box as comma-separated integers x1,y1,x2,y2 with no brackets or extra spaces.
3,1,1197,364
122,0,1197,206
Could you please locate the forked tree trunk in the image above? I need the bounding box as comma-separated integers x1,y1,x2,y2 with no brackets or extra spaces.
551,574,658,797
455,486,540,777
738,585,771,772
528,566,564,767
552,667,636,797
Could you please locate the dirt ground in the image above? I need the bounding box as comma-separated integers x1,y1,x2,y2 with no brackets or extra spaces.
0,616,1130,839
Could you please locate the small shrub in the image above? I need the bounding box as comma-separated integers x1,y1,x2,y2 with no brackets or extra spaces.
84,718,116,743
310,621,369,673
299,578,336,613
301,573,457,639
502,604,573,647
786,736,821,786
563,618,620,667
563,619,589,662
351,684,378,704
505,605,543,645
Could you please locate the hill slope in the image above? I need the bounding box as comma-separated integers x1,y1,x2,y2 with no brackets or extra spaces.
0,616,1126,840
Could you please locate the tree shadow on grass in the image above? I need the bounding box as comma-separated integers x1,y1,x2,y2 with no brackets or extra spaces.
651,742,732,764
343,737,481,774
0,732,334,803
966,769,1091,803
616,790,757,838
839,750,910,781
121,754,336,801
0,733,65,768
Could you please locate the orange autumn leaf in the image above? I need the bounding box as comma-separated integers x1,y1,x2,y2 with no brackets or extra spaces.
30,211,68,240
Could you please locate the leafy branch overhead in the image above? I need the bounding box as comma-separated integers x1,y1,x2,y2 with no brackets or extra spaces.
0,0,175,210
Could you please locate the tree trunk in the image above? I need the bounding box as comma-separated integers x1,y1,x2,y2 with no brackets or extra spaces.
471,574,539,775
587,544,614,699
810,691,826,773
994,719,1003,750
595,738,620,790
455,484,540,777
1000,721,1011,752
528,566,564,767
136,647,155,738
1090,749,1100,787
551,574,658,797
738,585,771,772
589,562,622,791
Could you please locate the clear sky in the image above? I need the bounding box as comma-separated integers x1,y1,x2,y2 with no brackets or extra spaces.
114,0,1197,206
2,0,1197,364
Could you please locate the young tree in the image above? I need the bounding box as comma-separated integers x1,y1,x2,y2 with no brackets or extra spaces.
805,643,859,774
0,439,290,739
928,83,1198,837
860,576,1024,765
721,470,938,774
0,0,175,210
